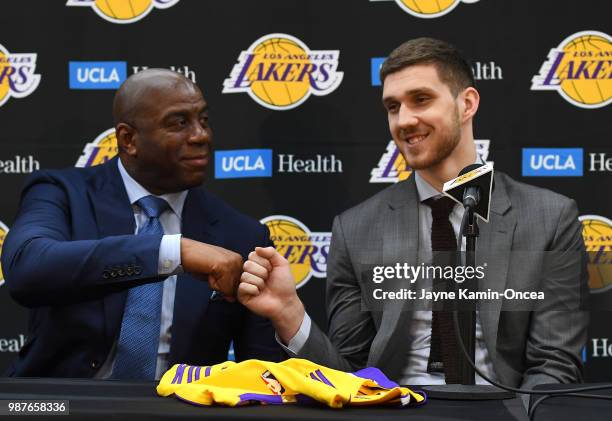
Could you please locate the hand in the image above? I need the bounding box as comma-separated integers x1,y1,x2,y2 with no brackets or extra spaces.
237,247,305,343
180,238,243,301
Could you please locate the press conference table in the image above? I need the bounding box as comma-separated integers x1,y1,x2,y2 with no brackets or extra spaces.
0,378,610,421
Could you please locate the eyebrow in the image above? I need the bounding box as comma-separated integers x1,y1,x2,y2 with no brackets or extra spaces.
382,87,435,104
161,104,209,120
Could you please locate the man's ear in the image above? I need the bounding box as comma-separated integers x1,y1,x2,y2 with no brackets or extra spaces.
458,87,480,123
116,122,137,157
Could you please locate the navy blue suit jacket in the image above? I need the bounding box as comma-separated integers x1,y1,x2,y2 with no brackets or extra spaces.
2,157,282,377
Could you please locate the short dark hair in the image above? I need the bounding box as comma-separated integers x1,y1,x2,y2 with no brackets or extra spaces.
380,37,475,96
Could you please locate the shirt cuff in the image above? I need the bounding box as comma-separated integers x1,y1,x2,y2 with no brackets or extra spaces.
158,234,183,276
275,312,311,355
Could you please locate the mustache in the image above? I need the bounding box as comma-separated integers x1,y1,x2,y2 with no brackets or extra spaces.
399,128,428,137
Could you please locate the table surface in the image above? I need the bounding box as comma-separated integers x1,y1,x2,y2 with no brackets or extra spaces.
0,378,609,421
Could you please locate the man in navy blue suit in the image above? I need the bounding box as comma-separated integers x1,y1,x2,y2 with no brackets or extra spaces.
2,69,281,379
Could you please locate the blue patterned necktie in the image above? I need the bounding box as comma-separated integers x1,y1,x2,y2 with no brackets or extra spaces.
112,195,169,379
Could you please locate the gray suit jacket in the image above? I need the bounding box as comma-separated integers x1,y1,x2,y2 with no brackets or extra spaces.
293,171,588,389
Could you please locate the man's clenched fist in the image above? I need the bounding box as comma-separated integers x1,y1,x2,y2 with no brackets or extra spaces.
180,238,243,301
237,247,305,343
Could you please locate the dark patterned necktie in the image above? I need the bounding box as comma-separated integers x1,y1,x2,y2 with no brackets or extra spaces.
112,195,169,379
424,196,460,384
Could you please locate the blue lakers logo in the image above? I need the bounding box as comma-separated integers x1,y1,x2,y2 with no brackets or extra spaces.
580,215,612,294
0,43,40,108
371,0,479,18
66,0,180,24
75,128,118,167
260,215,330,288
370,140,492,183
532,31,611,109
0,220,9,287
223,34,343,110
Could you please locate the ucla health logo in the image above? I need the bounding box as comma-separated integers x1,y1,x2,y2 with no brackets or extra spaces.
76,128,118,167
69,62,195,90
69,62,127,89
215,149,272,179
522,148,583,177
531,31,611,109
580,215,612,294
223,34,343,110
66,0,180,24
0,43,40,108
370,140,492,183
0,220,9,287
370,0,479,18
260,216,330,288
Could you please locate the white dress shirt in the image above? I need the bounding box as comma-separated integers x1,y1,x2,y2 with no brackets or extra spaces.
95,159,185,380
400,171,497,385
281,171,497,385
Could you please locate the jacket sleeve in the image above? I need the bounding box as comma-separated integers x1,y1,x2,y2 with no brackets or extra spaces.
520,198,589,389
291,215,376,372
2,177,164,308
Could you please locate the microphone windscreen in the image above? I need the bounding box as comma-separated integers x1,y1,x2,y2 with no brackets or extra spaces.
458,163,495,191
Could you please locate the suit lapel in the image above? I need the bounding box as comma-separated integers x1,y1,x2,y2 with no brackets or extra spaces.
369,176,419,377
87,158,136,340
169,188,220,362
476,173,515,371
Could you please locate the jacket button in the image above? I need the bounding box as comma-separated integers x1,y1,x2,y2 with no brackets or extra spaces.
118,268,125,276
134,266,142,275
90,360,99,369
110,271,117,278
102,271,110,279
126,266,134,276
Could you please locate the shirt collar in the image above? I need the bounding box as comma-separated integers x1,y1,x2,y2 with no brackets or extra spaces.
117,158,187,219
414,171,442,203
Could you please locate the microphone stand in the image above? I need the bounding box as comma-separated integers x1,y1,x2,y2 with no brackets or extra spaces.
458,204,477,385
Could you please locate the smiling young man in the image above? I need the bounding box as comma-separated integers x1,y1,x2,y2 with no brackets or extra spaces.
3,69,281,379
237,38,588,392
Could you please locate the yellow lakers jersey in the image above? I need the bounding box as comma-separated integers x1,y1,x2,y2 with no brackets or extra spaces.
157,358,426,408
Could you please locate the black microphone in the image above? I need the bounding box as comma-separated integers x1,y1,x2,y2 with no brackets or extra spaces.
442,163,494,222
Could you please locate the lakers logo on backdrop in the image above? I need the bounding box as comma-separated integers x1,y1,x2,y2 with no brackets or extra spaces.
260,216,331,288
532,31,611,109
580,215,612,294
0,221,9,287
0,43,40,108
75,128,118,167
66,0,180,24
371,0,479,18
370,140,492,183
223,34,343,110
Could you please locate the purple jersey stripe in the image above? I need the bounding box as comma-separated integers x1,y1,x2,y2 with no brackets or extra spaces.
239,393,284,405
295,394,318,405
187,365,195,383
414,391,427,406
204,366,211,377
194,366,201,381
314,370,335,389
171,364,186,384
352,367,398,389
